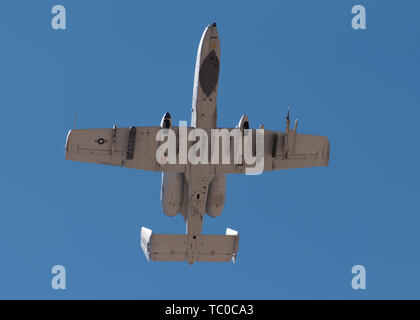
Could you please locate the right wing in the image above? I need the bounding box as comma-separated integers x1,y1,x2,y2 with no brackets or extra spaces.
65,126,185,172
262,129,330,172
213,128,330,174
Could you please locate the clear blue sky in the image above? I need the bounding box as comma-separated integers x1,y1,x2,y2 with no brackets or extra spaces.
0,0,419,299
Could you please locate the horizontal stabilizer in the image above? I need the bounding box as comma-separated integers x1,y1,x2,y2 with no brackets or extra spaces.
140,227,239,263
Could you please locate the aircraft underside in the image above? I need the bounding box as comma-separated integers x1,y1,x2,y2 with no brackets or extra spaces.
65,23,329,265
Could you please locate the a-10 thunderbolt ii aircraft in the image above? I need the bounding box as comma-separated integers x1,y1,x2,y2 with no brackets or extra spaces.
65,23,330,265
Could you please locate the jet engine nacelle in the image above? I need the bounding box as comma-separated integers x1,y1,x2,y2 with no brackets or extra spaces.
160,112,172,129
206,174,226,217
237,114,249,131
161,172,184,216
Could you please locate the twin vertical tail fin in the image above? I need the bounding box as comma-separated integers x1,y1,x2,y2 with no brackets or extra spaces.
140,227,239,263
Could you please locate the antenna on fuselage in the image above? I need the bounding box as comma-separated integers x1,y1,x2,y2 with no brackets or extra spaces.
73,112,77,129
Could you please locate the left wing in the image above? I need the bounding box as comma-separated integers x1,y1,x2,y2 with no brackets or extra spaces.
65,126,185,172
